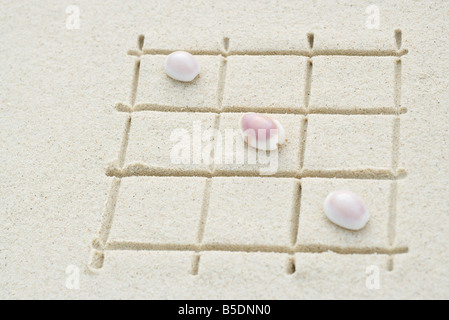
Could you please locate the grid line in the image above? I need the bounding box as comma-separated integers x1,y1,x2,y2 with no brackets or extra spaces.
88,34,145,271
387,31,404,269
106,165,407,180
191,38,230,274
115,103,408,115
286,40,315,274
89,31,409,274
127,48,408,58
105,241,409,256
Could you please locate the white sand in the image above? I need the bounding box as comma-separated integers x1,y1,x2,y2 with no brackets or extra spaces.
1,0,449,299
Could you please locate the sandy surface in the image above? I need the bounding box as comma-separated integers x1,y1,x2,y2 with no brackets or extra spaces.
1,0,448,299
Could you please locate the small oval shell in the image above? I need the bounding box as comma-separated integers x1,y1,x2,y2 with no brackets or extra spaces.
324,190,370,231
164,51,201,82
239,113,286,151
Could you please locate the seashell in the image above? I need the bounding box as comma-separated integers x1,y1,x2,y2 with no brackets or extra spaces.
164,51,201,82
239,113,286,151
324,190,370,231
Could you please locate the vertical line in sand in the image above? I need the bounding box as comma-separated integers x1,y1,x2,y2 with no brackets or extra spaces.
191,178,212,275
97,178,122,247
394,59,402,116
210,54,227,173
137,34,145,51
394,29,402,51
287,182,302,275
286,256,296,275
388,256,395,272
307,32,315,53
299,57,313,169
123,35,144,164
216,37,230,109
304,59,314,109
286,181,302,276
192,37,230,275
87,248,105,272
89,35,145,270
305,33,314,110
196,179,212,244
388,181,398,248
129,35,145,108
191,254,201,276
209,114,222,175
129,58,141,108
391,116,401,175
298,117,309,172
222,37,230,56
88,177,122,271
290,182,302,247
118,116,132,168
388,32,404,270
117,34,145,173
288,33,314,274
211,37,229,173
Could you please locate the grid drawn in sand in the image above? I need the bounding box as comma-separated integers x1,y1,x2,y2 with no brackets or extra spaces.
89,31,409,274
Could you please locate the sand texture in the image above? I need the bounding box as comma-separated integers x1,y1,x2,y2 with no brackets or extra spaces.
1,0,449,299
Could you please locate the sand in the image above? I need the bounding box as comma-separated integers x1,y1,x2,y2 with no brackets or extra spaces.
1,0,449,299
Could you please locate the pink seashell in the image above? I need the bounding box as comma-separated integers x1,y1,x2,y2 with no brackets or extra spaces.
164,51,200,82
324,190,370,231
239,113,286,151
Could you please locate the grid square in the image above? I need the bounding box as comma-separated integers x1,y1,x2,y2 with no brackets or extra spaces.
293,252,390,297
309,56,396,113
213,113,304,176
199,252,289,279
303,115,394,173
108,177,208,245
229,33,310,55
222,56,308,112
135,55,222,111
312,31,395,54
296,178,392,249
202,177,299,247
124,111,217,174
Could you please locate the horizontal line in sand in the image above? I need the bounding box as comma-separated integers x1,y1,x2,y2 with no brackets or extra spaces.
116,102,408,115
104,241,409,256
127,48,408,58
105,165,407,181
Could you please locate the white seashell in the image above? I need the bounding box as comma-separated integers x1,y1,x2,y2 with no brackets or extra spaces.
164,51,201,82
323,190,370,231
239,113,286,151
